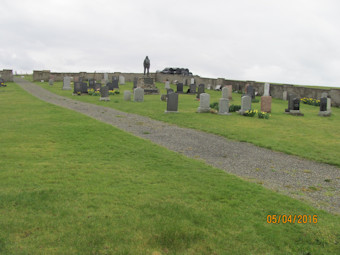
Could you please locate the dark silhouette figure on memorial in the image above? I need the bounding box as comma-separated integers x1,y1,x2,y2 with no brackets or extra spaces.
143,56,150,76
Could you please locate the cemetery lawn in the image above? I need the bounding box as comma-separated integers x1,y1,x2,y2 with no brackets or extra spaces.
32,78,340,168
1,82,339,254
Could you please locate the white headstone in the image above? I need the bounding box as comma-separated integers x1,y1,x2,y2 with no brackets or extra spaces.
283,91,288,100
264,83,270,96
191,78,195,84
119,75,125,85
327,98,332,111
104,73,109,82
197,93,211,113
165,81,170,89
134,88,144,102
124,90,131,101
222,87,229,99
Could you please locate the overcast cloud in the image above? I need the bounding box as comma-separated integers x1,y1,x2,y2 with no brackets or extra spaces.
1,0,340,87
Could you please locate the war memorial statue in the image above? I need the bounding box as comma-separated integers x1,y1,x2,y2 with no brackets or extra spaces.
143,56,150,76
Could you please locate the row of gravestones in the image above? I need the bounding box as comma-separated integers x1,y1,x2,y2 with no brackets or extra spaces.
61,76,120,91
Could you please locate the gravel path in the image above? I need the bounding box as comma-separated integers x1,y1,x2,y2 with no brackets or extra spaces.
15,77,340,214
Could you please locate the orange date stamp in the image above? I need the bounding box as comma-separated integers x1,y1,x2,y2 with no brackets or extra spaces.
266,215,318,224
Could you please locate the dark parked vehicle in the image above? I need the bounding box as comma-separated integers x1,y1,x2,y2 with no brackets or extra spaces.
159,67,192,76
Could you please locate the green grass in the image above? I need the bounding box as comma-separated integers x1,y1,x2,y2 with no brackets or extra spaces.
1,82,339,254
30,78,340,167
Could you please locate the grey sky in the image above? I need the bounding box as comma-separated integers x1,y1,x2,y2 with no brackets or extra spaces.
1,0,339,87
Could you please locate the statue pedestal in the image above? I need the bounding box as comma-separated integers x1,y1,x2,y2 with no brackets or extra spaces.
137,77,159,95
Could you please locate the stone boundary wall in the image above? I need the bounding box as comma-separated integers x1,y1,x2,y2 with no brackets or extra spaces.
0,69,13,82
33,70,340,107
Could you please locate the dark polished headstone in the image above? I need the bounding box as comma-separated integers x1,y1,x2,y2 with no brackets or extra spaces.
165,92,178,113
176,83,184,93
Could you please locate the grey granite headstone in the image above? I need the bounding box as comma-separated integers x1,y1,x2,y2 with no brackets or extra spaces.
112,80,119,89
134,88,144,102
119,75,125,85
196,84,205,98
100,86,110,101
222,87,229,99
218,98,231,115
197,93,211,113
264,83,270,96
247,85,255,99
191,78,195,84
62,77,71,90
133,77,138,89
165,81,170,89
124,90,131,101
88,79,95,89
49,79,54,86
176,83,184,93
165,92,178,113
283,91,288,100
318,97,331,116
80,82,88,93
73,82,82,94
238,95,251,115
107,83,114,90
189,84,196,94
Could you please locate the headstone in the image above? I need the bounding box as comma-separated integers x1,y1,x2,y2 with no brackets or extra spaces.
218,98,231,115
119,75,125,85
207,84,212,90
95,83,102,91
100,86,110,101
134,88,144,102
238,95,251,115
124,90,131,101
196,84,205,98
215,85,222,91
112,80,119,89
286,96,304,116
107,83,114,90
81,82,88,93
165,92,178,113
112,76,118,82
88,79,95,89
165,80,170,89
222,87,229,99
264,83,270,96
73,82,82,94
49,79,54,86
189,84,196,94
246,85,255,100
74,76,79,82
318,97,331,116
283,91,288,100
104,73,109,82
176,83,184,93
261,96,272,113
226,85,232,100
285,93,296,112
62,77,71,90
191,78,195,84
197,93,211,113
133,77,138,89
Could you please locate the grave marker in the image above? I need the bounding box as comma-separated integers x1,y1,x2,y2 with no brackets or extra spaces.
238,95,251,115
318,97,332,116
196,84,205,98
176,83,184,93
197,93,211,113
134,88,144,102
100,86,110,101
218,98,231,115
165,92,178,113
124,90,131,101
62,77,71,90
